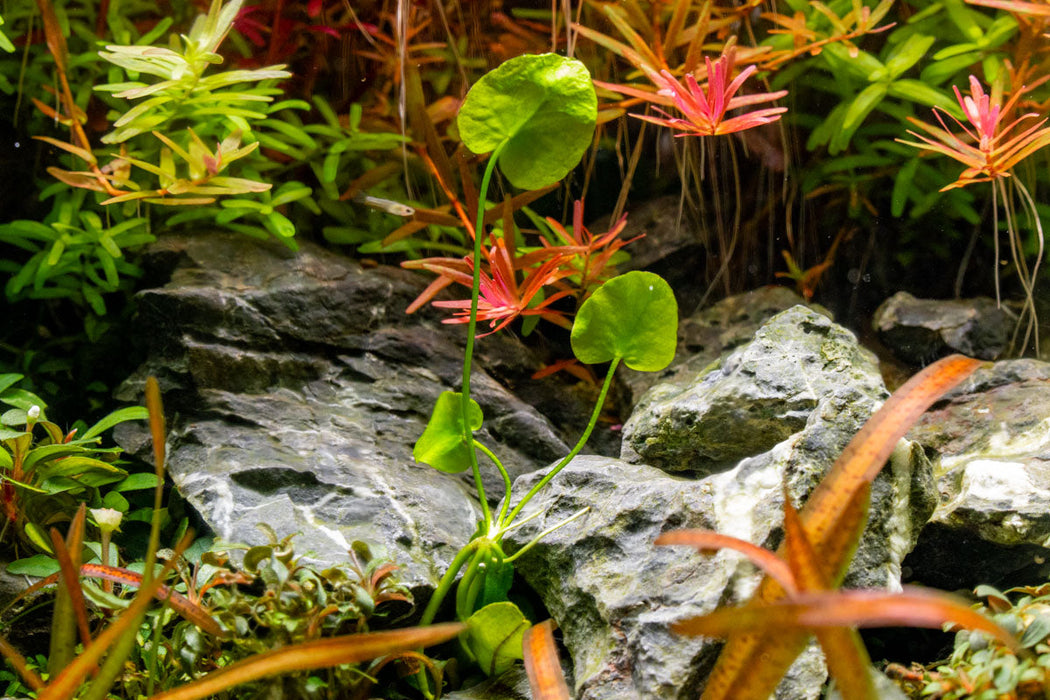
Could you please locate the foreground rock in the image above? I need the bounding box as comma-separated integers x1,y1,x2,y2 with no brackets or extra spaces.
114,232,601,594
906,359,1050,590
505,306,937,699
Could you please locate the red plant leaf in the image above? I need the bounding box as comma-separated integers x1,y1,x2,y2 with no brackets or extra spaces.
675,588,1019,652
523,619,571,700
655,530,798,595
700,354,984,700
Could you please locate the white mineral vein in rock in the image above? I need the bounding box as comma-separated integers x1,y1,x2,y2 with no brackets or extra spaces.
368,464,419,543
940,417,1050,472
987,417,1050,456
882,440,915,592
309,520,352,551
958,459,1039,504
181,470,237,536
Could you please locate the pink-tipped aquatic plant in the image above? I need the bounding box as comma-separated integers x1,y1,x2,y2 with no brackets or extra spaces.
899,74,1050,354
633,50,788,137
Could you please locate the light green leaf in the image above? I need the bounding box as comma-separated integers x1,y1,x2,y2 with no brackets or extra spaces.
0,388,47,412
7,554,59,577
414,392,483,473
46,239,66,267
887,79,955,111
1021,613,1050,648
265,211,296,238
823,44,885,81
81,406,149,441
112,473,160,492
882,34,935,79
458,53,596,190
571,271,677,371
892,158,920,217
23,523,52,553
23,444,91,471
34,456,126,481
1,408,28,427
831,83,889,154
0,374,24,396
464,601,530,676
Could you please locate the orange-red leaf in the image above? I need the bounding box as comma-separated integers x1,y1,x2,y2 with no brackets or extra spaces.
700,355,983,700
780,495,826,593
78,564,226,637
799,355,982,552
676,588,1018,651
38,534,193,700
655,530,798,595
523,619,571,700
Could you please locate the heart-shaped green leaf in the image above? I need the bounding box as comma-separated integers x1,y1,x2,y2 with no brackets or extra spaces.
457,53,596,191
414,391,483,473
571,271,677,371
464,601,530,676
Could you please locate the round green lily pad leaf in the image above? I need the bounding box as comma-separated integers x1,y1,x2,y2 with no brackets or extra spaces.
464,601,530,676
413,391,483,473
457,53,597,191
571,271,678,371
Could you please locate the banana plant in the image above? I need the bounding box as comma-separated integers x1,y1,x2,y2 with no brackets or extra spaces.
411,52,680,691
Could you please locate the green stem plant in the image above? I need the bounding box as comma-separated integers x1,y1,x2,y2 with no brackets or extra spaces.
411,51,680,691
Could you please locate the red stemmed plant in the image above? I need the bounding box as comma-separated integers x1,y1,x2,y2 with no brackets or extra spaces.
899,74,1050,354
633,50,788,137
403,199,638,337
676,355,1017,700
404,237,576,337
540,200,641,298
900,75,1050,189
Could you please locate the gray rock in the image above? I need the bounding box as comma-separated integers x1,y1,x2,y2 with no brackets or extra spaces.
503,306,937,699
873,292,1015,363
905,360,1050,589
621,305,883,475
619,286,824,411
114,232,600,595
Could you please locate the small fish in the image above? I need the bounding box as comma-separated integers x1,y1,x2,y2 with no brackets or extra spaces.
353,191,415,217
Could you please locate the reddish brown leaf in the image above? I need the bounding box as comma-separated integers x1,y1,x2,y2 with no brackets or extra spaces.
523,619,571,700
38,533,194,700
700,355,983,700
675,588,1018,652
655,530,798,595
79,564,226,637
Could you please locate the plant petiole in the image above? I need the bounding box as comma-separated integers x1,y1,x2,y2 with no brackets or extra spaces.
501,357,619,529
474,440,512,526
503,505,591,564
459,139,509,530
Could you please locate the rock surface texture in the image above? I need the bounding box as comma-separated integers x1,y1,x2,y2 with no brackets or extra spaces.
504,306,937,700
114,234,1026,699
906,359,1050,589
618,285,823,409
873,291,1015,363
114,232,602,594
